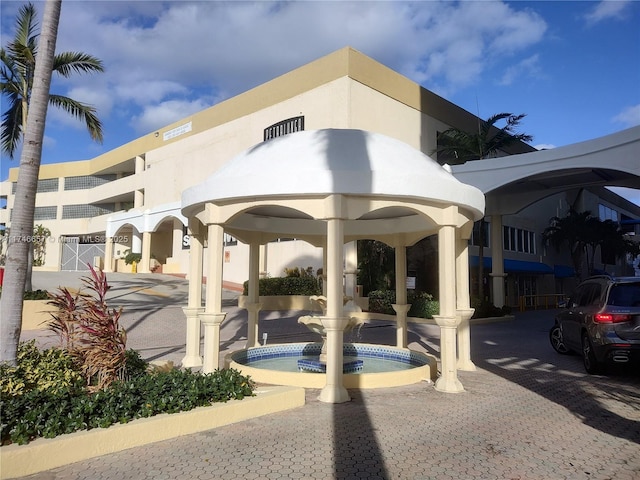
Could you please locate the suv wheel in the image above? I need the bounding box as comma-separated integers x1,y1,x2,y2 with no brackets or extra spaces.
582,332,601,374
549,325,570,354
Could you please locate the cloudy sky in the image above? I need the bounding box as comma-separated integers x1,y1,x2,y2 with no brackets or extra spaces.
1,0,639,203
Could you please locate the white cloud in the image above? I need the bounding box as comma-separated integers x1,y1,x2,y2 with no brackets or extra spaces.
612,104,640,128
498,54,542,86
50,1,548,114
584,0,634,26
131,98,211,134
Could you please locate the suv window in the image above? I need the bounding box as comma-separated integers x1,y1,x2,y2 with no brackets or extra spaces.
607,283,640,307
575,283,602,307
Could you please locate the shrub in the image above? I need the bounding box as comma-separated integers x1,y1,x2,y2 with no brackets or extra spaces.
123,349,149,380
0,367,255,446
242,276,321,296
471,299,510,319
367,290,439,319
283,266,315,277
0,289,49,300
23,289,49,300
367,290,396,315
408,292,440,319
46,265,127,391
123,250,141,266
0,341,85,397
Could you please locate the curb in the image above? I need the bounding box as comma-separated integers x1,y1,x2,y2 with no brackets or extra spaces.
0,386,305,479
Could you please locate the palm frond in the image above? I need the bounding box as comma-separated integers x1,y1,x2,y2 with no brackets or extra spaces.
49,94,104,143
1,97,23,158
54,52,104,77
11,3,38,54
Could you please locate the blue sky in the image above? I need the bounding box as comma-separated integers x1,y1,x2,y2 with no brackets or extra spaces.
1,0,639,204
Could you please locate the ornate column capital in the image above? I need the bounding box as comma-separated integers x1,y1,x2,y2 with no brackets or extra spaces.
199,312,226,326
432,314,461,328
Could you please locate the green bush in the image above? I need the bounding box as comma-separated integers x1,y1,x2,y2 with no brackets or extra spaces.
367,290,439,319
23,289,49,300
0,288,49,300
123,349,149,380
242,276,321,296
0,341,86,397
367,290,396,315
408,292,440,319
123,251,142,265
1,363,255,445
470,299,510,319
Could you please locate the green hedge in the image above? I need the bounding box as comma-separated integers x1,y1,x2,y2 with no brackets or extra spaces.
242,276,321,296
367,290,440,319
0,342,255,446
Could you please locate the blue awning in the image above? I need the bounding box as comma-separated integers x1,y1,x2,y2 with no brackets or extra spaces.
504,259,553,274
553,264,576,278
469,256,492,269
469,256,553,274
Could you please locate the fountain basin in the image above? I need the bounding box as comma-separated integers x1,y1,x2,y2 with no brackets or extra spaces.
225,342,436,389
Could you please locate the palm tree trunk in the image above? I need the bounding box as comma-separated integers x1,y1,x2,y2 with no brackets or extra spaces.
0,0,61,365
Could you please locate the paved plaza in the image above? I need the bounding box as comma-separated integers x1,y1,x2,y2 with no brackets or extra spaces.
11,271,640,479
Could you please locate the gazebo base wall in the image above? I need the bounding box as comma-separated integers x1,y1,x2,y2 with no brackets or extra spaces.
225,343,437,389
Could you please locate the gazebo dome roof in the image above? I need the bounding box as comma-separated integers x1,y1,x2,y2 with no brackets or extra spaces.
182,129,485,219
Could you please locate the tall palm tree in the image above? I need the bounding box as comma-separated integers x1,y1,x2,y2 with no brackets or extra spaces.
1,2,104,159
432,113,532,301
1,0,61,365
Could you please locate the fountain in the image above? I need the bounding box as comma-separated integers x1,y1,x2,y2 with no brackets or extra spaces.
225,296,437,388
297,295,365,372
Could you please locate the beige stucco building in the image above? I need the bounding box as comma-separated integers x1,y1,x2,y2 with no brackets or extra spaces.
1,47,639,309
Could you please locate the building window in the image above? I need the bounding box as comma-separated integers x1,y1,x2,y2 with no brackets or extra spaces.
470,221,489,247
64,175,117,191
264,116,304,141
34,206,57,221
11,178,59,194
62,203,115,219
598,204,618,222
503,226,536,254
223,233,237,246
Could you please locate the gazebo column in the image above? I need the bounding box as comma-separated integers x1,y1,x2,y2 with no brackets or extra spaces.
182,222,204,368
456,233,476,371
392,244,409,348
490,215,506,308
434,217,464,393
200,223,227,373
246,241,262,348
139,230,152,273
103,236,114,272
344,241,358,312
321,239,328,297
319,205,350,404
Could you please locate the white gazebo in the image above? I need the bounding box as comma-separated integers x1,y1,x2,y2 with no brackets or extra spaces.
180,129,485,403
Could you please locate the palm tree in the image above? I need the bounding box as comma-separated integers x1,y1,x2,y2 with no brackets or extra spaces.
1,0,61,365
432,113,532,301
1,2,104,159
433,113,533,166
586,218,639,275
543,209,593,280
543,210,638,279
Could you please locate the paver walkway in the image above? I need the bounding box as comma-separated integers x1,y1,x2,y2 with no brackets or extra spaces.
11,272,640,479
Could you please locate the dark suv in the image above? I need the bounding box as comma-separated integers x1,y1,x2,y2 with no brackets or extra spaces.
550,275,640,374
